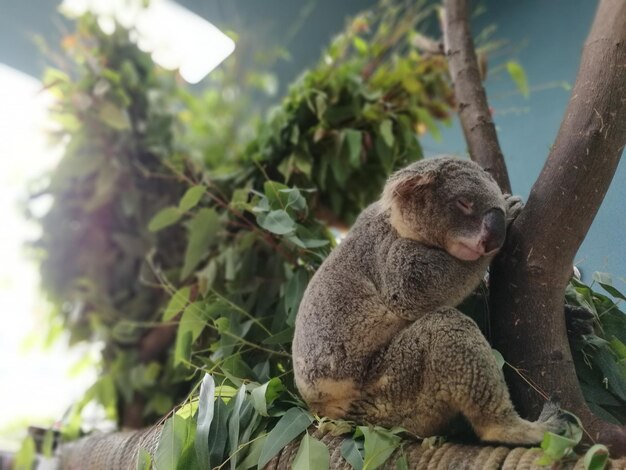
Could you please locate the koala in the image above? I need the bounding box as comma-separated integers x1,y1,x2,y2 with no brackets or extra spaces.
292,156,568,445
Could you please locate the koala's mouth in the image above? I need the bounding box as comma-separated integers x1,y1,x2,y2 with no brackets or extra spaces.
448,240,501,261
449,242,486,261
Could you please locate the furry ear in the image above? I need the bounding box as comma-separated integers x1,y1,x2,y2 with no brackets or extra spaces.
381,170,435,210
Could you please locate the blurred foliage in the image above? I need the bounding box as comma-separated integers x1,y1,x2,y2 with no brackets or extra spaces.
31,0,453,433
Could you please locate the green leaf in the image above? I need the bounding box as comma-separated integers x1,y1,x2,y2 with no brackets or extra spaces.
174,302,209,365
262,327,295,345
492,348,505,369
593,272,626,300
583,444,609,470
163,287,191,321
208,397,230,468
257,210,296,235
14,436,36,470
98,101,131,130
280,188,307,212
315,94,327,119
258,407,314,468
181,208,220,280
506,60,530,98
360,426,402,470
353,37,369,55
148,206,182,232
136,448,152,470
285,269,310,326
340,437,364,470
195,374,215,470
227,385,247,470
251,377,284,416
42,430,55,458
179,185,205,212
537,432,578,465
379,120,394,147
239,434,269,470
292,432,330,470
396,451,408,470
155,414,189,470
344,129,363,168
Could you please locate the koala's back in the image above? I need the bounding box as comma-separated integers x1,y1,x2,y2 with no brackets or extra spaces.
292,203,410,412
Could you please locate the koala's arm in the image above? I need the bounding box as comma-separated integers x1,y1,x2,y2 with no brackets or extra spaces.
380,238,485,320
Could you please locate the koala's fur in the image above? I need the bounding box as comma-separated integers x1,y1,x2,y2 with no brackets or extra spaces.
292,156,567,445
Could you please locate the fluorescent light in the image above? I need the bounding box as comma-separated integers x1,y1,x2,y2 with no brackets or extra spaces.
60,0,236,84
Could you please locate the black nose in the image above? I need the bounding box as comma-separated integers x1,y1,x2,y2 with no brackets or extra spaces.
481,208,506,253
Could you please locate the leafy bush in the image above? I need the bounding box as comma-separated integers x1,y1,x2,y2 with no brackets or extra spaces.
32,1,453,431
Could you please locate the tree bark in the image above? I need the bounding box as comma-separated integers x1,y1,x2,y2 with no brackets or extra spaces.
489,0,626,454
442,0,512,193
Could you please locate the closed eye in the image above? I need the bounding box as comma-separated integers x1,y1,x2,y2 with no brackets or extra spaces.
456,198,474,215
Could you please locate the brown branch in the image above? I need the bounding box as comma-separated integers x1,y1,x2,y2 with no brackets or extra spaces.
490,0,626,455
442,0,512,193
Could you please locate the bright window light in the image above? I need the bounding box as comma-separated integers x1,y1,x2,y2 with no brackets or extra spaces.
60,0,236,84
0,63,98,450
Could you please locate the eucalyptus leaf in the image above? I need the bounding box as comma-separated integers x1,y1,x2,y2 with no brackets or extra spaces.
257,210,296,235
98,101,131,130
227,385,246,470
360,426,402,470
136,448,152,470
163,287,191,321
251,378,284,416
148,206,182,232
154,414,189,470
258,407,314,468
583,444,609,470
179,185,205,212
506,60,530,98
195,374,215,469
292,432,330,470
379,120,394,147
181,208,220,280
340,437,364,470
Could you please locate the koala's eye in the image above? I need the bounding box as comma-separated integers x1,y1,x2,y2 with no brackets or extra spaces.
456,197,474,215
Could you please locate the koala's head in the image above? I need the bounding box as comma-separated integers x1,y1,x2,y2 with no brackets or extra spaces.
381,156,507,261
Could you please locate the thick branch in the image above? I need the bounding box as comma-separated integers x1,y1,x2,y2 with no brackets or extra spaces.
491,0,626,455
442,0,511,193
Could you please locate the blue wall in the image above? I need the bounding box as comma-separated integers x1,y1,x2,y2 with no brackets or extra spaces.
422,0,625,280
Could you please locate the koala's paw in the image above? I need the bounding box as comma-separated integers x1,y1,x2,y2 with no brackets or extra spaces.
503,194,524,227
538,400,580,438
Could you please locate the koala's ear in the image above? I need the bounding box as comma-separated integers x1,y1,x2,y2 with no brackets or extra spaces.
382,170,435,209
393,171,435,197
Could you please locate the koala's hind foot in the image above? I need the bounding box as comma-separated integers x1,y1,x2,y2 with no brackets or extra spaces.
476,400,573,445
348,307,569,446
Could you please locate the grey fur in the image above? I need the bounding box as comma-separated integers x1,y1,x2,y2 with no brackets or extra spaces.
292,156,567,444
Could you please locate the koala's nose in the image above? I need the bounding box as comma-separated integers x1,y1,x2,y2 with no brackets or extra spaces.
481,208,506,253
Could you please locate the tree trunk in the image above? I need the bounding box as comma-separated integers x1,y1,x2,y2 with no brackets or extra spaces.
442,0,511,193
489,0,626,454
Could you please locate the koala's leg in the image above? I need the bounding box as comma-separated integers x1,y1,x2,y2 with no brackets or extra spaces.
352,307,566,445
